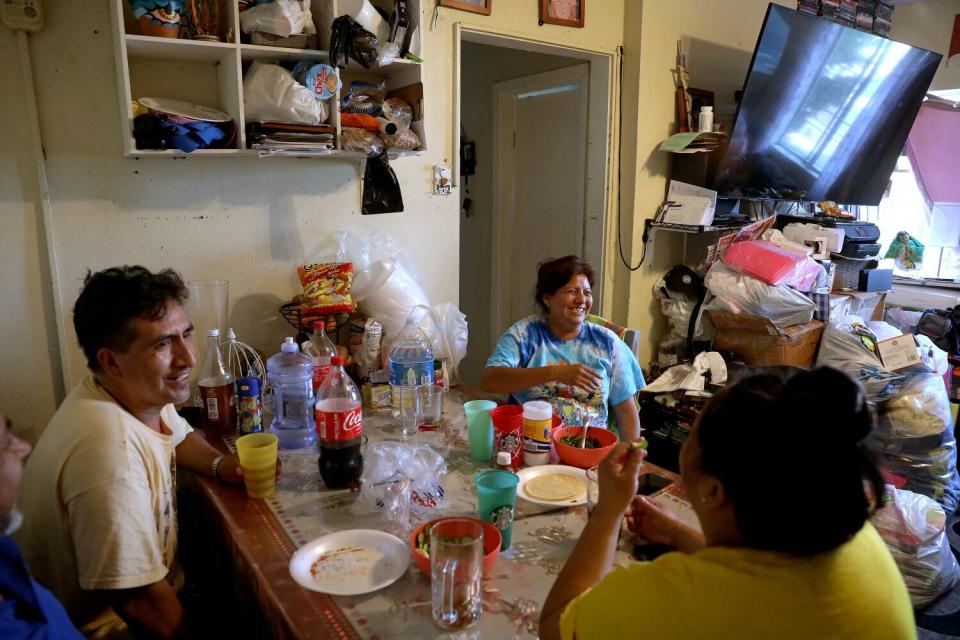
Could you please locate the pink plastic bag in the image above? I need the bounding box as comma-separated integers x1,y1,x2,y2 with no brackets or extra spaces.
723,240,823,291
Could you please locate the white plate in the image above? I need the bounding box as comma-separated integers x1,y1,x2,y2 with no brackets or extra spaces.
137,97,232,122
289,529,409,596
516,464,588,507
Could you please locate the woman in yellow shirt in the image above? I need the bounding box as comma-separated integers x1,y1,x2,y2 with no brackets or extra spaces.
540,367,915,640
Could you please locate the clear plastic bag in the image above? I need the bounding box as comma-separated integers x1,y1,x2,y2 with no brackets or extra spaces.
722,240,825,291
703,262,816,328
422,303,469,385
340,80,387,115
871,485,960,607
243,61,324,125
340,127,384,156
381,98,413,130
354,442,448,530
381,127,421,151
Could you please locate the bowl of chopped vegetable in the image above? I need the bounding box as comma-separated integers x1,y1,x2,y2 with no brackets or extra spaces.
410,516,501,578
552,426,618,469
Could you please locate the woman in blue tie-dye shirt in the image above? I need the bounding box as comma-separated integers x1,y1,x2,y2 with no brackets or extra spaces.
481,256,645,441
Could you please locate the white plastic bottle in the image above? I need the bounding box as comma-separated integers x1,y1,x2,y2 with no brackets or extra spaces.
698,106,714,133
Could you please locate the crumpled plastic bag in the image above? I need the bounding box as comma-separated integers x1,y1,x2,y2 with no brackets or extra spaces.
703,262,816,328
354,442,447,530
871,485,960,607
330,15,379,69
243,61,324,125
362,151,403,214
421,303,469,385
239,0,310,37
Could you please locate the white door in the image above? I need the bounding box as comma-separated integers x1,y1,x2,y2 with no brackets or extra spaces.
492,64,591,343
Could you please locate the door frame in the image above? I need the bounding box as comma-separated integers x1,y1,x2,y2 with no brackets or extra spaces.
453,24,622,325
491,64,590,344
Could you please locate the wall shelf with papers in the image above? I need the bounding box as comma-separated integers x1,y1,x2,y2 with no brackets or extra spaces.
642,219,749,270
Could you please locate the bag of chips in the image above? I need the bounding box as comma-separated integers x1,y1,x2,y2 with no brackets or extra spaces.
298,262,355,315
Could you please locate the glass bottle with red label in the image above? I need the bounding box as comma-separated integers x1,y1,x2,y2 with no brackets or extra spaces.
316,355,364,489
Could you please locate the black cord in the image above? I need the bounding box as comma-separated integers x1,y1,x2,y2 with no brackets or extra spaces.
615,46,645,271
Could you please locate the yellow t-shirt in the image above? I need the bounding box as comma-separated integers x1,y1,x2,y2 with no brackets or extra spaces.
560,522,915,640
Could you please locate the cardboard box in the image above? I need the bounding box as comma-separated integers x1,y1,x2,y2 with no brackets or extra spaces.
829,291,886,321
708,311,824,368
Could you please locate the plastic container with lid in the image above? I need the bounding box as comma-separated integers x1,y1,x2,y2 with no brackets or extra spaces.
522,401,553,446
698,106,713,133
266,337,316,450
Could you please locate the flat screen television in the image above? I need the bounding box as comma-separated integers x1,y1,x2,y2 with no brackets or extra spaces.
712,4,942,205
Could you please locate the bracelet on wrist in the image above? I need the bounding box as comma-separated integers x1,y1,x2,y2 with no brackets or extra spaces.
210,454,226,479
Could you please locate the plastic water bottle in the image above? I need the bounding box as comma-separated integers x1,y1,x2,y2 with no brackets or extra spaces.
316,355,364,489
266,337,316,450
306,320,338,393
388,314,434,419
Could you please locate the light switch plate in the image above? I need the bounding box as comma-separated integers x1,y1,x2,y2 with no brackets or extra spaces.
434,163,452,195
1,0,44,31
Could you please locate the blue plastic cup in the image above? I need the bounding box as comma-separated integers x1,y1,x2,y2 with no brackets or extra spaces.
476,470,520,550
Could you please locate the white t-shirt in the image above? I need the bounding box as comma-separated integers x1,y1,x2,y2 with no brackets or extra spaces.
16,375,193,631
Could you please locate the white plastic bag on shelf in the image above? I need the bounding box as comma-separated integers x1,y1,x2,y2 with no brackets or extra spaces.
703,262,816,328
239,0,310,37
353,442,448,529
871,485,960,608
243,62,324,125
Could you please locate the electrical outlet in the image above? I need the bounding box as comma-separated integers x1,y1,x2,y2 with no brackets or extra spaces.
1,0,44,31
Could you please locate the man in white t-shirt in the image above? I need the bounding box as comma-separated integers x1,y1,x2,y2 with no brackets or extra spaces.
16,266,253,638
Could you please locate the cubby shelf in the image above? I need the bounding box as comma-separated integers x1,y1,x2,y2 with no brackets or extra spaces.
110,0,425,160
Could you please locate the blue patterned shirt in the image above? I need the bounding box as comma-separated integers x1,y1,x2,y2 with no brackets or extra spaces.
486,316,645,427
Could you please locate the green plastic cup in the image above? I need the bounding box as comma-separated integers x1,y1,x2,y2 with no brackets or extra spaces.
464,400,497,461
476,469,519,550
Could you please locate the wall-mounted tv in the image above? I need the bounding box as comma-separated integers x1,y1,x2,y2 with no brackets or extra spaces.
712,4,941,205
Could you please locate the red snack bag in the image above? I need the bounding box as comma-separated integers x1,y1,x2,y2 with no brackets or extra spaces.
298,262,355,315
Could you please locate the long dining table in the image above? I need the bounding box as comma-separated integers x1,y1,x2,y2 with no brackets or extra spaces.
178,389,685,639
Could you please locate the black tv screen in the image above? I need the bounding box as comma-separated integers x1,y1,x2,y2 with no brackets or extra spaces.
713,4,941,205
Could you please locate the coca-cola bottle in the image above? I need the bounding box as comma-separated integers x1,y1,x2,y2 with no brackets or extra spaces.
315,355,364,489
198,328,236,438
306,320,337,393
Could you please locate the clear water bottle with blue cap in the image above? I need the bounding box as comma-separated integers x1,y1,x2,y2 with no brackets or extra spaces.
388,309,434,420
266,337,316,450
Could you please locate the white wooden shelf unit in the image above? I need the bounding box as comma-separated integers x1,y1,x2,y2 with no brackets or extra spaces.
110,0,424,159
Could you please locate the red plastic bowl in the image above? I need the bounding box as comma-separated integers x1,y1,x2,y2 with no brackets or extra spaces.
410,516,501,577
552,426,618,468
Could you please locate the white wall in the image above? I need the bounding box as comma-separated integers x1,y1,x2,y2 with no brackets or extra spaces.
0,1,625,442
891,0,960,91
458,43,583,386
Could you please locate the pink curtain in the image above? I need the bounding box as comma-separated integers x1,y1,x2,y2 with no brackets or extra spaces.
906,102,960,206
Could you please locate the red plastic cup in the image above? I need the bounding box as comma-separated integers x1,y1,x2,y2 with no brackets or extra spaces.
490,405,524,469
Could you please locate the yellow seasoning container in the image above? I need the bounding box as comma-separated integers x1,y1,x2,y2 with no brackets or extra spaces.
522,401,553,448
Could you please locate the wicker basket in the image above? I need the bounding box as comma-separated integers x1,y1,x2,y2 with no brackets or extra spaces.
279,302,350,334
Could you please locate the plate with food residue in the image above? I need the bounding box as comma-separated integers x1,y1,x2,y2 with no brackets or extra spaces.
516,465,588,507
289,529,409,595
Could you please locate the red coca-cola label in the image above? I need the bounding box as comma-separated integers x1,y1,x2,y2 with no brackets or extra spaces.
316,403,363,442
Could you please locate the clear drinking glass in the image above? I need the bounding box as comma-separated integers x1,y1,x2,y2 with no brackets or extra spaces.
430,518,484,630
399,385,420,440
586,466,600,514
418,385,445,430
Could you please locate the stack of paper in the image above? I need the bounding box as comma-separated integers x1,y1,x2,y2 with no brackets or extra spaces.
659,180,717,226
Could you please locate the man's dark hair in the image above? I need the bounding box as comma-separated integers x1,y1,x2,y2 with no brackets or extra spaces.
695,367,884,556
73,266,188,371
533,255,595,313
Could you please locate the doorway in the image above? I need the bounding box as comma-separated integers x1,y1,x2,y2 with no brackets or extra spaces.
455,31,616,387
